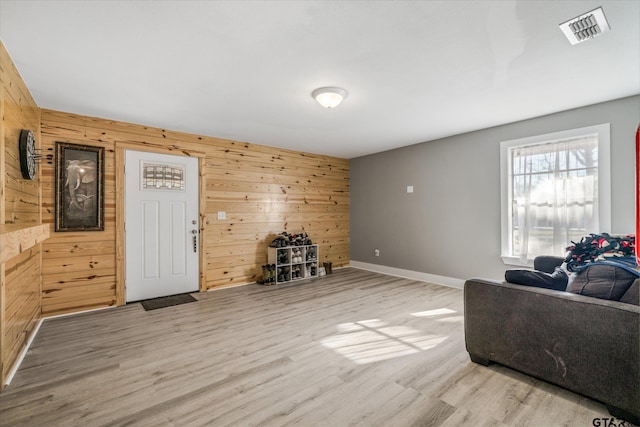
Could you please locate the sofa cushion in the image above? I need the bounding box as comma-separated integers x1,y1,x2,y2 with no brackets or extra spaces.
619,279,639,306
505,267,568,291
567,264,637,302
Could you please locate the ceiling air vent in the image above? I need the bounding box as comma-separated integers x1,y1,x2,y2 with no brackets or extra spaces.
559,6,610,45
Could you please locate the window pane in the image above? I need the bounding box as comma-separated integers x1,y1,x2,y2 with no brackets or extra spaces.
506,133,599,258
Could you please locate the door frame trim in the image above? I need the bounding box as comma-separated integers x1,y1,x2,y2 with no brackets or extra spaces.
115,143,207,306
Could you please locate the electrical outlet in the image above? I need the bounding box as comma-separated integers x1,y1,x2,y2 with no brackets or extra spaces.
217,211,226,220
374,249,380,257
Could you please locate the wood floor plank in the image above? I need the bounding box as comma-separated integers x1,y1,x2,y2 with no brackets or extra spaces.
0,268,612,426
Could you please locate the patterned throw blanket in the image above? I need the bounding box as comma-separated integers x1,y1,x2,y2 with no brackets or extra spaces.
564,233,638,275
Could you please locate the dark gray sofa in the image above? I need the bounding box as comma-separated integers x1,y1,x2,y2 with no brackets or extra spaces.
464,269,640,424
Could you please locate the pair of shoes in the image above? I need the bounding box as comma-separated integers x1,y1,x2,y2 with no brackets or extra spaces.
259,264,277,284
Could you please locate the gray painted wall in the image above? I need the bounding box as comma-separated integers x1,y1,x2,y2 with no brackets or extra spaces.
350,95,639,281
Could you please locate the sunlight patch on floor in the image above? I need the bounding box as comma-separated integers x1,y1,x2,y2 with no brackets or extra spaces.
411,308,457,317
411,308,463,323
321,318,448,364
435,315,464,323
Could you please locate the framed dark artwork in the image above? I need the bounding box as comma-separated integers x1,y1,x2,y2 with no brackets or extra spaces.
55,142,105,232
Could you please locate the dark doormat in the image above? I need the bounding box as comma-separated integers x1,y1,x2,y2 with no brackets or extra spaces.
140,293,198,311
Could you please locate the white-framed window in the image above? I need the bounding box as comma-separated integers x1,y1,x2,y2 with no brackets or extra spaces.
500,123,611,266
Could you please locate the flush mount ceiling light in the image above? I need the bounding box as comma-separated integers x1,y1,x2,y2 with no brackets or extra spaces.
312,87,348,109
559,6,611,45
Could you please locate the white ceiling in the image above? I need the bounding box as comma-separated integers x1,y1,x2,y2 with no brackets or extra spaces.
1,1,638,159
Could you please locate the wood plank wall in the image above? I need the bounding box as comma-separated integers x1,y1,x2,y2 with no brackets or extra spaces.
40,110,350,316
0,41,43,386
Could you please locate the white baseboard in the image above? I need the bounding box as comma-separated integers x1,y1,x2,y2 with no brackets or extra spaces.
5,318,43,386
205,282,253,292
44,305,115,319
349,261,465,290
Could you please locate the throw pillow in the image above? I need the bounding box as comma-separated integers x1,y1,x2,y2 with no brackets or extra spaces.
566,264,637,302
505,266,568,291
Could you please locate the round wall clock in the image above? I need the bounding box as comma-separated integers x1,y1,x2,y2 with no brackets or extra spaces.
19,129,37,180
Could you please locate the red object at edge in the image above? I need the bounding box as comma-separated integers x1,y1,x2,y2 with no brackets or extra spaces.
637,125,639,265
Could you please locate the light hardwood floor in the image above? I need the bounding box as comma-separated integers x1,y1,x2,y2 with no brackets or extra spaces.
0,268,612,426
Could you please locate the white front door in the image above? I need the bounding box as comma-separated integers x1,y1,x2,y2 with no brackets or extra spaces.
125,150,199,302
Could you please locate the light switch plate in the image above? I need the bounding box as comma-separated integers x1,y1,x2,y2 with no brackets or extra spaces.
217,211,226,220
407,185,414,193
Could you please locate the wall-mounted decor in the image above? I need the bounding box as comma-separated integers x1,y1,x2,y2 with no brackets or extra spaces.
19,129,38,180
55,142,105,232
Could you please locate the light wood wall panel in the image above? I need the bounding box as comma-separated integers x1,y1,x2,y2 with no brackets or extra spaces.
39,120,117,316
40,109,350,316
0,41,43,388
1,52,41,224
3,247,40,378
